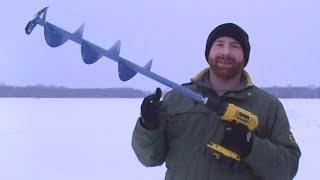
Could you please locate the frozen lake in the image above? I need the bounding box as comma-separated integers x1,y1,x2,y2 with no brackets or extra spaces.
0,98,318,179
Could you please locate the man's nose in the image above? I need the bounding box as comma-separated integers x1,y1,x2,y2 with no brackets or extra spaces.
221,47,231,57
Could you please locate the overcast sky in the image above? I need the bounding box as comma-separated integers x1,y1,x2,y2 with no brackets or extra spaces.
1,0,319,91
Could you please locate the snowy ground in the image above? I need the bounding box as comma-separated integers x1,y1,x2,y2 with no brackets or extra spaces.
0,98,318,179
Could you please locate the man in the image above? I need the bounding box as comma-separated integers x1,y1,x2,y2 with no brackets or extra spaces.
132,23,301,179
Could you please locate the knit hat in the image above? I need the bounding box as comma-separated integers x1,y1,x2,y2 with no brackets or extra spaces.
205,23,251,67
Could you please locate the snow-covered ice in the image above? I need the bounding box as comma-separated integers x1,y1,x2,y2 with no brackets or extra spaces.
0,98,318,179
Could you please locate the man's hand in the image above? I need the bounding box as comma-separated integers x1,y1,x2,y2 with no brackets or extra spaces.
206,95,228,115
221,123,253,158
140,88,167,130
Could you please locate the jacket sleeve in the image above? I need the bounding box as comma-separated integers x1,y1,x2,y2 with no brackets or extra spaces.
243,100,301,180
131,117,168,167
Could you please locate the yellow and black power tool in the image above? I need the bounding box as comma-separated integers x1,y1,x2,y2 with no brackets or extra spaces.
205,102,258,164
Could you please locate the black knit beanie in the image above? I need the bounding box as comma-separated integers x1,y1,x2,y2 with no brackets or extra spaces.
205,23,251,67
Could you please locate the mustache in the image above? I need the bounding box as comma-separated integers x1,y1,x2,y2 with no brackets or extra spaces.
215,56,235,63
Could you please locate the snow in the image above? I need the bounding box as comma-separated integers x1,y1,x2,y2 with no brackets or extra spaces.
0,98,318,179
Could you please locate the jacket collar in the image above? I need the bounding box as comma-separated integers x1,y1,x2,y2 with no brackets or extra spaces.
191,68,254,88
190,68,254,98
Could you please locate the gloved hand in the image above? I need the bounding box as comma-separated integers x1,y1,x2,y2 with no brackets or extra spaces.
206,95,228,115
140,88,167,130
221,123,253,158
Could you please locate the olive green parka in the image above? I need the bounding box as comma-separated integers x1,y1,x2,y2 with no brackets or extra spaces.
132,69,301,180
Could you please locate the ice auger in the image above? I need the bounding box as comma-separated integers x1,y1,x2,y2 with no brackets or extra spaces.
25,7,258,164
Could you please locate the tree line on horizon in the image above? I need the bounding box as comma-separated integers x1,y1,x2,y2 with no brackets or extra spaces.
0,85,319,98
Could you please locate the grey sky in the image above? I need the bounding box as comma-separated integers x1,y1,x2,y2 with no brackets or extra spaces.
1,0,319,91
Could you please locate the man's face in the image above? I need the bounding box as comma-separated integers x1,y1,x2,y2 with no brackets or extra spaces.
207,36,245,80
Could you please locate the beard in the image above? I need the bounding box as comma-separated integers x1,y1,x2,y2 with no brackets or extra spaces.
208,56,244,80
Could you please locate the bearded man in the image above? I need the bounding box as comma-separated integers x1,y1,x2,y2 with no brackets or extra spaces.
132,23,301,180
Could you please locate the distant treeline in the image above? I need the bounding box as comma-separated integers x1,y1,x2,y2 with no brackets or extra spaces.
262,86,320,98
0,85,147,98
0,85,319,98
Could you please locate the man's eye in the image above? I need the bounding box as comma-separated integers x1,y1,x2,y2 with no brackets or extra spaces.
232,45,240,48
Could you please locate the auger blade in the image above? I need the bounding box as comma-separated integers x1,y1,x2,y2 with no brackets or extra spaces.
81,40,103,64
118,58,152,81
143,59,152,70
44,23,70,47
108,40,121,59
74,23,85,40
44,22,85,47
81,40,120,64
118,55,152,81
118,58,138,81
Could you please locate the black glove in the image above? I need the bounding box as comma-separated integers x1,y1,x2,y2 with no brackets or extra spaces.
140,88,167,130
221,123,253,158
206,95,228,115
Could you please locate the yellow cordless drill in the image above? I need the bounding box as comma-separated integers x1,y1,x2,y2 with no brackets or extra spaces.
205,102,258,163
